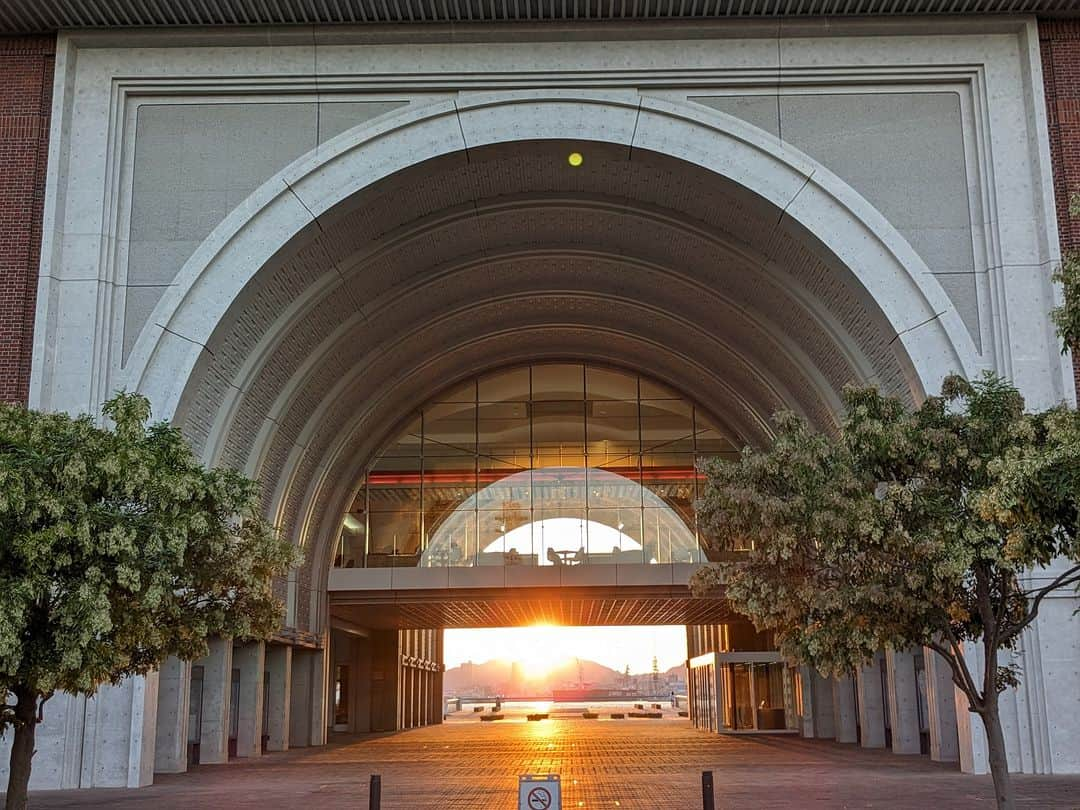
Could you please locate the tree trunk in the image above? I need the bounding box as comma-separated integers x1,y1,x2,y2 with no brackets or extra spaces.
982,702,1015,810
4,687,38,810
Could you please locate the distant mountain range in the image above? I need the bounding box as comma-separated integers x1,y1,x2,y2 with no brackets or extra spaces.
445,657,686,695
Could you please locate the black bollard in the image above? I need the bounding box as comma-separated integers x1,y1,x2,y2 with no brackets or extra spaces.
701,770,715,810
370,773,382,810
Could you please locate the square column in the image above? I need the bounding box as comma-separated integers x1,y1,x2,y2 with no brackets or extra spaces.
289,647,329,747
798,666,816,738
265,645,292,752
233,641,266,758
832,674,858,744
885,647,922,755
194,636,233,764
923,646,960,763
856,656,887,748
154,656,191,774
811,672,836,739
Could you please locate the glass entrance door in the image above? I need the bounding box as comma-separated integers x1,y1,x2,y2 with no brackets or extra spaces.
720,660,791,731
731,663,753,730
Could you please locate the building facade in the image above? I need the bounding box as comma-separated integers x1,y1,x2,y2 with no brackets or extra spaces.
1,2,1079,792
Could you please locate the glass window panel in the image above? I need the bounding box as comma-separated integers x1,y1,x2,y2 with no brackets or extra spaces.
380,417,422,457
694,410,735,456
499,521,537,567
435,379,476,404
478,367,529,403
585,366,638,401
477,401,530,468
424,402,476,456
532,467,587,515
586,508,644,564
335,521,366,568
367,481,420,513
586,400,639,469
476,461,531,513
531,363,584,401
477,511,509,564
423,455,476,552
532,400,585,468
368,510,421,562
641,506,697,564
640,377,680,400
641,399,694,454
586,467,642,510
533,515,588,561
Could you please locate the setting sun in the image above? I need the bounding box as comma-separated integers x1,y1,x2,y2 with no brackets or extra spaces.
494,623,571,679
444,624,687,682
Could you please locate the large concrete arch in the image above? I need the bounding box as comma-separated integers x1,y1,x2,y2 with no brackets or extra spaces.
125,91,976,405
117,91,980,631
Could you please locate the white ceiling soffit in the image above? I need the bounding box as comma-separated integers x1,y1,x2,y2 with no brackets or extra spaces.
1,0,1078,33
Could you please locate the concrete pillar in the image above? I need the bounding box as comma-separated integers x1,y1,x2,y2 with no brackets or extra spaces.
289,648,314,747
0,677,159,790
265,645,292,752
856,658,887,749
811,672,835,739
886,647,922,755
798,666,816,738
154,656,190,773
311,645,329,746
832,673,858,744
233,641,265,758
195,636,233,764
923,646,960,763
956,640,989,775
289,647,329,747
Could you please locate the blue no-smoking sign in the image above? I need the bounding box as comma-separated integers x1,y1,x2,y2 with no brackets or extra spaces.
519,773,561,810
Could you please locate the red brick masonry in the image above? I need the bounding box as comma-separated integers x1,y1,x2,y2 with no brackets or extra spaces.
0,35,53,404
1041,20,1080,395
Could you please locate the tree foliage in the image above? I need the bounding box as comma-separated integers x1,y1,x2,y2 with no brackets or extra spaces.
0,392,298,808
692,373,1080,809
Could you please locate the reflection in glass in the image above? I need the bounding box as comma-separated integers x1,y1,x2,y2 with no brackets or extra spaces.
334,363,737,568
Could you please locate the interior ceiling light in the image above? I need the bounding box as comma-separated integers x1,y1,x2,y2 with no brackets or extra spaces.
567,151,584,167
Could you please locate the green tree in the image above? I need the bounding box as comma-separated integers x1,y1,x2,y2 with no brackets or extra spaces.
693,371,1080,810
0,393,298,810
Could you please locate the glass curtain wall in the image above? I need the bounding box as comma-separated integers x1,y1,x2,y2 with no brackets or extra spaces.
333,363,733,569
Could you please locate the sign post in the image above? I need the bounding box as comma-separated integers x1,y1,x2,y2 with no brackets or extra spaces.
519,773,561,810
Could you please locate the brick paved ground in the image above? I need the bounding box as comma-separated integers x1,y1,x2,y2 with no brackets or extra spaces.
16,707,1080,809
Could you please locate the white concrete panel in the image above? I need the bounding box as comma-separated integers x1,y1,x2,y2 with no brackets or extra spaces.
328,567,391,590
390,567,451,590
233,641,266,759
856,659,887,749
448,566,506,589
559,564,618,587
833,674,859,744
153,657,190,774
886,648,922,755
924,647,960,763
505,565,561,588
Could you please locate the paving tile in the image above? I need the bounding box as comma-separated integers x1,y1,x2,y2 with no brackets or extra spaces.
16,711,1080,809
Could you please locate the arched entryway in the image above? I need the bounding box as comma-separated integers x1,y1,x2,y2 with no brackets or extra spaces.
119,93,976,635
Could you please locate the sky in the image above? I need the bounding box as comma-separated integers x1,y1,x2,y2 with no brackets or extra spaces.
444,624,687,677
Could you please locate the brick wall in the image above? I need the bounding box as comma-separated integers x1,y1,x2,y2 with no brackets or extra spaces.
0,35,54,404
1041,20,1080,395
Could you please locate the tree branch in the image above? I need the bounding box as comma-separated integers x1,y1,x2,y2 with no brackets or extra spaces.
1002,563,1080,646
934,624,982,710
